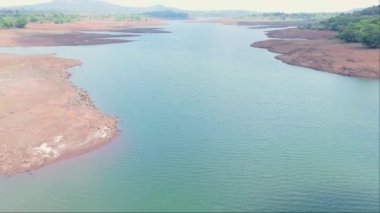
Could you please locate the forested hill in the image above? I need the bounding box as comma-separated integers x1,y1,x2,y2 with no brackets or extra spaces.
307,5,380,48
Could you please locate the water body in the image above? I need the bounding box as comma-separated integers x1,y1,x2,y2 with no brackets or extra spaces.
0,22,379,212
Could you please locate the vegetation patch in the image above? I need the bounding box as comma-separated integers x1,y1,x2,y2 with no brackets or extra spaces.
306,5,380,48
0,10,148,29
0,10,81,28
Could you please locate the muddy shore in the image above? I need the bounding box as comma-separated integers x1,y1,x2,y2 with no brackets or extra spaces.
251,28,380,79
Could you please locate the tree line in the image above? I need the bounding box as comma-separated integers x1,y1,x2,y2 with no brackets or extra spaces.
241,12,337,22
0,10,81,28
307,5,380,48
0,10,147,29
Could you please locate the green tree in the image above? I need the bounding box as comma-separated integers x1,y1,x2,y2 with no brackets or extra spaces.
338,23,362,42
361,23,380,48
0,16,15,28
15,16,27,28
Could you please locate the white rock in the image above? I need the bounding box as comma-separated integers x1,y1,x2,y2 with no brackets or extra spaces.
53,135,64,143
34,143,60,159
94,126,110,139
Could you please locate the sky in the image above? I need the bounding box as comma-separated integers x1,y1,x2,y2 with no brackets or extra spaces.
0,0,378,12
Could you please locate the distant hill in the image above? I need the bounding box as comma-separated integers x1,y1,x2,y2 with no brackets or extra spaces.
2,0,183,14
1,0,256,18
5,0,127,13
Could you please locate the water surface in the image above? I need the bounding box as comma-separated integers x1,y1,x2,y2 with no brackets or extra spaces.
0,22,379,212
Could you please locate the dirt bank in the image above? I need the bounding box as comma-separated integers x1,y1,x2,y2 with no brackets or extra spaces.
14,32,138,46
265,28,337,40
0,19,167,47
251,28,380,79
0,53,117,175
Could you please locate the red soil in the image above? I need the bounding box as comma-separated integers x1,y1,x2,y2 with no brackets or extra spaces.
251,28,380,79
0,54,118,175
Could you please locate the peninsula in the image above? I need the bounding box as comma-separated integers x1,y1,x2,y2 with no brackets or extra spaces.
250,6,380,78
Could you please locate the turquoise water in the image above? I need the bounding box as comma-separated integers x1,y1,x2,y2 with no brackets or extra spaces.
0,22,379,212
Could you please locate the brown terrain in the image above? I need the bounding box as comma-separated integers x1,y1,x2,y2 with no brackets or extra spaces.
0,54,117,175
0,19,167,47
265,28,336,40
0,19,167,175
251,28,380,79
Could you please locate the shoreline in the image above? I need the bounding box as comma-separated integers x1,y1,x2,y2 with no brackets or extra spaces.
251,28,380,79
0,19,168,47
0,53,118,175
0,19,167,175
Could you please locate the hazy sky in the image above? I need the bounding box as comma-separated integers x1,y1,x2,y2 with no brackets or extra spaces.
0,0,378,12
